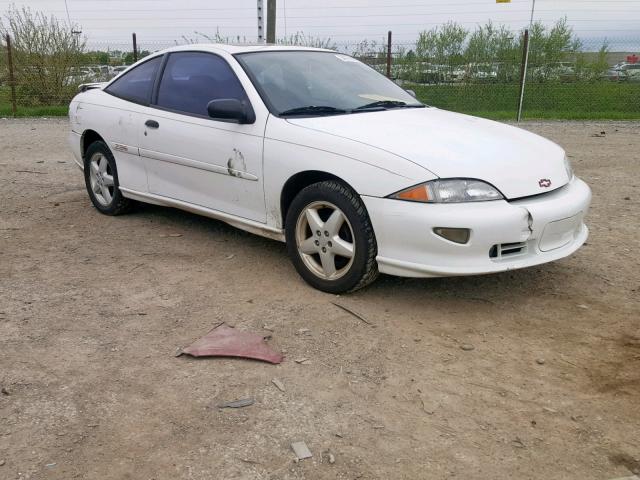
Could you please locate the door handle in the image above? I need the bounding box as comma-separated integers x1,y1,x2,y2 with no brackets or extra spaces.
145,119,159,129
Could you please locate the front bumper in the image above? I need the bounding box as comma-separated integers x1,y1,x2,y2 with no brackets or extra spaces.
363,177,591,278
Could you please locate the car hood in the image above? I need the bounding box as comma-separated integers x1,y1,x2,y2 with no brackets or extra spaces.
287,107,570,199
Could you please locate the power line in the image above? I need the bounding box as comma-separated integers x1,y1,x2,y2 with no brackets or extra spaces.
63,0,72,26
9,0,640,11
14,0,640,4
31,10,640,20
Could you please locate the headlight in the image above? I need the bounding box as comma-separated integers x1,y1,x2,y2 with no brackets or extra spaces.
389,179,504,203
564,155,573,180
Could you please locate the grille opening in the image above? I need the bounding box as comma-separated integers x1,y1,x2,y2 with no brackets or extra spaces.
490,241,527,259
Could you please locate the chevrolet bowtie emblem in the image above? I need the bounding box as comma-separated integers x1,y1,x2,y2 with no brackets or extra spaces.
538,178,552,188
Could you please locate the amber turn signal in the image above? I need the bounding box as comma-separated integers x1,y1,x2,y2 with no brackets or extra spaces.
395,185,430,202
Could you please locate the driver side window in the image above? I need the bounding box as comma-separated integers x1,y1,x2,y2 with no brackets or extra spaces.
155,52,248,117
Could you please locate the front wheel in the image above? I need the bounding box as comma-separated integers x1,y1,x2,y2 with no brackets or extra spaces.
83,141,132,215
285,181,379,293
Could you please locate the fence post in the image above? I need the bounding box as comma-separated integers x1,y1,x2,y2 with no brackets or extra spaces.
516,29,530,121
5,34,17,116
132,33,138,63
386,30,392,78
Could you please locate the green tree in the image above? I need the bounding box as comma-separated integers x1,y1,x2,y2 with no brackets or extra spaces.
575,41,609,82
465,22,519,82
416,22,468,67
526,17,580,82
123,50,150,65
81,50,110,65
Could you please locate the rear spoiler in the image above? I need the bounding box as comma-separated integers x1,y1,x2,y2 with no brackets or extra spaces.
78,82,107,92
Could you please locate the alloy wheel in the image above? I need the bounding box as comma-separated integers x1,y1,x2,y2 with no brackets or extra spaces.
88,152,115,206
295,201,356,280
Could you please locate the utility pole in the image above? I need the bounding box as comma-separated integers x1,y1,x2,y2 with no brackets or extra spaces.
517,0,536,122
132,32,138,63
257,0,264,43
266,0,276,44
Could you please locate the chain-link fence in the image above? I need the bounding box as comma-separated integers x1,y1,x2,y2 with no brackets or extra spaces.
344,34,640,120
1,32,639,119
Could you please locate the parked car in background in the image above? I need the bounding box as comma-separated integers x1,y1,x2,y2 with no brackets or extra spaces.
109,65,128,79
68,44,591,292
547,62,576,82
394,62,446,84
607,62,640,82
64,67,94,86
467,63,499,82
530,62,576,82
447,65,468,83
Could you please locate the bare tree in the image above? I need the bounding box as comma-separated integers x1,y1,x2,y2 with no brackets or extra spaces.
278,31,337,50
0,36,7,86
0,6,86,105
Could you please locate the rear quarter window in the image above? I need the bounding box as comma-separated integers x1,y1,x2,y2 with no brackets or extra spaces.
105,56,162,105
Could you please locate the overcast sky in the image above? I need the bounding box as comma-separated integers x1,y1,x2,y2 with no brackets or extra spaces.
1,0,638,49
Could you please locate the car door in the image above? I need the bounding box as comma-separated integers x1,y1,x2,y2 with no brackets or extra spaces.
138,51,267,223
91,55,164,193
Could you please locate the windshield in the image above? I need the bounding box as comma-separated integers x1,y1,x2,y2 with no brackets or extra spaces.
235,50,424,116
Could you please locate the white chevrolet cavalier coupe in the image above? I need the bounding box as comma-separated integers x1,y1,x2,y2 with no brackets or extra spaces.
68,44,591,293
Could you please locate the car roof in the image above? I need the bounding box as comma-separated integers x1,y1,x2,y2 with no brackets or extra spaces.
157,43,335,55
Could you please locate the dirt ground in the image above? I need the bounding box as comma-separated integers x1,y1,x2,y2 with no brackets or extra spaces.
0,118,639,480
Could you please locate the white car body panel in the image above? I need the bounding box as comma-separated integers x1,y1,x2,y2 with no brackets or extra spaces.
138,107,267,222
70,91,148,192
287,107,570,199
262,115,435,228
68,43,591,279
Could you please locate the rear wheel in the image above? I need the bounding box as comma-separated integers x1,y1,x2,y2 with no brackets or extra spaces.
285,180,378,293
84,141,132,215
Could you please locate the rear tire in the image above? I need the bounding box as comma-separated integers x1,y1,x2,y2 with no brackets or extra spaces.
84,141,132,216
285,180,379,293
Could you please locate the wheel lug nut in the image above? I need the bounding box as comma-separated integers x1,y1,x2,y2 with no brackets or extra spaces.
322,247,326,253
314,240,319,246
316,230,321,236
328,241,332,247
324,231,329,236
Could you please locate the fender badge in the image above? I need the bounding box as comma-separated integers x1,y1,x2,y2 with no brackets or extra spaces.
538,178,552,188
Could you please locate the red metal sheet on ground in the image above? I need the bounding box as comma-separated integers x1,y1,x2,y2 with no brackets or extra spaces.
179,323,283,364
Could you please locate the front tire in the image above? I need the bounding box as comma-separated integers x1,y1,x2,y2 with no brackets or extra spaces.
285,180,379,293
83,141,132,215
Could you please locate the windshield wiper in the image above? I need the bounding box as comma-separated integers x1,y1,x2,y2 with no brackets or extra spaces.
354,100,424,111
279,105,348,117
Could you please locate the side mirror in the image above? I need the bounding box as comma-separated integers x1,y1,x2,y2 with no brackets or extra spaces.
405,89,417,98
207,99,255,124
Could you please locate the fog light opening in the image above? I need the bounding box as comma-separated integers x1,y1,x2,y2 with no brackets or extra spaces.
433,227,470,244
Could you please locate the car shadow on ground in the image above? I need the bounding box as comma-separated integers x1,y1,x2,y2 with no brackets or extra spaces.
132,201,567,305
